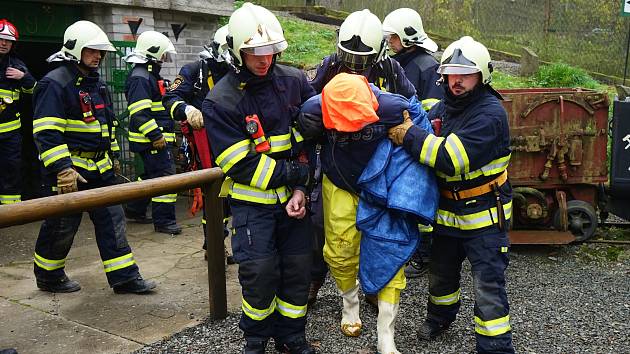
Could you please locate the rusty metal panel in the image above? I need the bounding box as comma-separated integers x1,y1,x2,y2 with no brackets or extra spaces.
500,88,609,188
509,230,575,244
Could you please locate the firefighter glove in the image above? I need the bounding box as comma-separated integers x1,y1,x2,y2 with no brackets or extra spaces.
57,168,87,195
152,136,167,150
388,110,413,145
185,105,204,130
285,160,312,188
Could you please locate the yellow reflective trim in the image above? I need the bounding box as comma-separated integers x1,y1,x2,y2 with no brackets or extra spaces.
111,139,120,151
250,155,276,190
436,154,511,182
419,134,444,167
501,246,508,253
0,194,21,204
0,88,20,100
474,315,511,336
429,288,461,305
41,144,71,167
34,252,65,271
229,183,290,205
242,297,276,321
128,131,152,143
163,132,176,143
275,297,307,319
152,194,177,203
65,119,101,133
444,134,469,175
292,127,304,143
267,133,291,153
170,100,184,119
0,118,21,133
138,119,159,135
449,134,469,174
421,98,440,111
103,253,136,273
33,117,66,134
436,201,513,230
151,101,165,111
215,139,250,173
128,99,152,115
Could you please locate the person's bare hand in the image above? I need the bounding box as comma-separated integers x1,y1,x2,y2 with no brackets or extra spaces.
5,67,25,80
286,189,306,219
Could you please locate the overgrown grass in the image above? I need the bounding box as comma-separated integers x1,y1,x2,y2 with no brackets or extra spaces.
277,17,336,69
493,63,610,91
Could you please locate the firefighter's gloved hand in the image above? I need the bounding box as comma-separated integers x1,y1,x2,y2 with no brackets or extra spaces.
152,136,167,150
285,161,312,188
113,159,121,175
185,105,204,130
388,110,413,145
57,168,87,195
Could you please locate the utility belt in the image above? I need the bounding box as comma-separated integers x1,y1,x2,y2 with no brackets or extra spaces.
71,150,107,159
440,170,508,200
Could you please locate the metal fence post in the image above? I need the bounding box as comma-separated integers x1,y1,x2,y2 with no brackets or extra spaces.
203,179,227,320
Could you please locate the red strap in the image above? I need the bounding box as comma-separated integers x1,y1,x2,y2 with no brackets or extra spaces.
94,103,105,109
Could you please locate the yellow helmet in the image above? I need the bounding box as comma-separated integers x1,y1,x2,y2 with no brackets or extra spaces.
125,31,176,64
438,36,493,84
60,21,115,62
337,9,386,72
382,8,437,52
227,2,287,66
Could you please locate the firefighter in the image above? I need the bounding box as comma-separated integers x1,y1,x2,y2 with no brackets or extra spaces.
123,31,182,235
306,8,417,306
202,3,316,353
388,36,514,354
162,25,231,256
383,7,444,279
32,20,155,294
0,19,36,205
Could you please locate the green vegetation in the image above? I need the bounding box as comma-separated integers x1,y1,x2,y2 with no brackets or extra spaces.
577,243,629,262
278,17,336,69
493,63,609,91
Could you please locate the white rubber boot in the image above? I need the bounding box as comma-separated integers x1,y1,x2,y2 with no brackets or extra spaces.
377,300,401,354
340,283,362,337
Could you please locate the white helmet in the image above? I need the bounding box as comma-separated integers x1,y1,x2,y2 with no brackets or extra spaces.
210,24,230,62
56,21,115,62
227,2,287,66
382,8,438,53
124,31,176,64
337,9,386,72
438,36,493,84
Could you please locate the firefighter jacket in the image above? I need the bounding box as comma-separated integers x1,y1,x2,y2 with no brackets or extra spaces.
300,84,404,193
203,64,316,205
391,49,443,110
125,63,173,152
310,53,417,98
402,84,512,237
0,55,36,134
33,63,117,176
163,58,229,119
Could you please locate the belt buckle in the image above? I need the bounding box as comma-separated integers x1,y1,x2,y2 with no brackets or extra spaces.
451,185,461,200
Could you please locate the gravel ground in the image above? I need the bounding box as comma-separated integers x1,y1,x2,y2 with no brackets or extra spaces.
134,244,629,354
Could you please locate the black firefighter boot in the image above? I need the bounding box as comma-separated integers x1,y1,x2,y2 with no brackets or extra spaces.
113,276,156,294
242,338,267,354
36,274,81,293
417,319,450,340
276,336,317,354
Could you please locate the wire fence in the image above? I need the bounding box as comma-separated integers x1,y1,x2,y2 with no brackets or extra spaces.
260,0,630,79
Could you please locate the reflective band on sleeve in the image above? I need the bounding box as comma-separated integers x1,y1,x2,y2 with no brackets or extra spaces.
128,99,152,115
151,193,177,203
0,118,21,133
32,117,66,134
475,315,511,336
429,288,461,305
0,88,20,100
41,144,71,167
64,119,100,133
421,98,440,111
242,297,276,321
34,252,65,271
128,131,152,143
103,253,136,273
139,119,160,135
444,134,469,175
251,155,276,190
170,101,184,119
419,134,444,167
436,201,513,231
0,194,21,204
163,132,176,143
268,133,291,153
151,101,165,111
215,140,250,173
111,139,120,151
229,183,290,205
276,297,307,319
291,127,304,143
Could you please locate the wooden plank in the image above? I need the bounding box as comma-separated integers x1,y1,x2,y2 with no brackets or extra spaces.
204,179,227,320
509,230,576,244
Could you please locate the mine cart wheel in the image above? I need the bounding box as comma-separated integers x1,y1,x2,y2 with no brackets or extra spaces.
554,200,598,242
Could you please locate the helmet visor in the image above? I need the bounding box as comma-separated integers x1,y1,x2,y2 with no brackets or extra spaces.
161,50,176,63
437,64,480,75
85,43,116,52
337,47,375,73
241,41,287,56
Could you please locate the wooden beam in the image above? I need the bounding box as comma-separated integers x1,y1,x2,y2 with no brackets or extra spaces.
204,179,227,320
